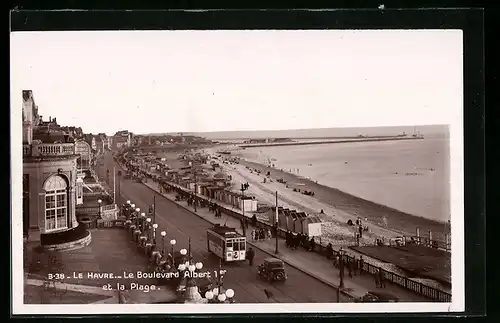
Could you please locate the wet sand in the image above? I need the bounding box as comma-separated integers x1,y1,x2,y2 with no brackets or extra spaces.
239,159,449,242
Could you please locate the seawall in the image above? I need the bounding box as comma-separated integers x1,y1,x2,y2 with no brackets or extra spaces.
239,136,424,148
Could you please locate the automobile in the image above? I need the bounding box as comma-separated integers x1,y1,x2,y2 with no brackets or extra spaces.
257,258,287,282
358,291,400,303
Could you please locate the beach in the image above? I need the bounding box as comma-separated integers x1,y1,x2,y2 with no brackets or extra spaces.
203,133,450,244
154,129,450,246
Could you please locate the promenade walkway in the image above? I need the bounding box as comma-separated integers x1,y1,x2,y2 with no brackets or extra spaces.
140,177,429,302
24,229,177,304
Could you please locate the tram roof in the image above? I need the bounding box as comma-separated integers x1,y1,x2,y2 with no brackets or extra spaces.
209,225,241,237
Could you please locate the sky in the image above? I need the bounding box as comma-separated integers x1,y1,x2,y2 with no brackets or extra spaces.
10,30,463,136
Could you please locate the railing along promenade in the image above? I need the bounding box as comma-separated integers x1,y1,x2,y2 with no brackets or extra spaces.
23,143,75,157
137,168,451,303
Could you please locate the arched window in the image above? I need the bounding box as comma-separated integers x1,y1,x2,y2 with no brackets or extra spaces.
44,175,68,231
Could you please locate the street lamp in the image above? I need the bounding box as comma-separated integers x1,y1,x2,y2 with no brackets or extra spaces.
189,161,197,212
152,223,158,244
205,288,235,303
97,199,102,219
127,200,131,205
146,217,152,240
339,247,345,289
140,212,146,231
117,170,122,207
170,239,177,265
160,231,167,256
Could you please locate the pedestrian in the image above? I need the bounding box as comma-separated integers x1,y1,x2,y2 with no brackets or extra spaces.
359,225,363,239
251,229,256,241
309,237,316,252
326,243,333,260
379,269,386,288
267,228,272,240
347,259,353,278
246,247,255,266
358,255,364,275
375,269,381,288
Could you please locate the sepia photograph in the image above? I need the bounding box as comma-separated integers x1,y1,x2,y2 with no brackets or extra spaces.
11,29,464,314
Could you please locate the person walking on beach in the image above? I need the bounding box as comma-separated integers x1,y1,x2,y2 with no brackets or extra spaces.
246,247,255,266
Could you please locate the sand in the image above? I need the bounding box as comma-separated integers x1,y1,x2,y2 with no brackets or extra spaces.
202,146,449,243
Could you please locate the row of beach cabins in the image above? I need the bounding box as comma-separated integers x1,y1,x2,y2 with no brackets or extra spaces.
124,152,323,238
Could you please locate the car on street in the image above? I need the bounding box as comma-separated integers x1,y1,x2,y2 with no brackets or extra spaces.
358,291,400,302
257,258,287,282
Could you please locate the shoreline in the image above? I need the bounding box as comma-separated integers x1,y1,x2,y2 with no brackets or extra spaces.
237,158,449,242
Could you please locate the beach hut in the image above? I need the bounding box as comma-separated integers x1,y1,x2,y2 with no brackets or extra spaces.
293,212,308,233
302,214,323,237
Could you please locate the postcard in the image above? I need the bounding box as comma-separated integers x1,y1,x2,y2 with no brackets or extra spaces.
11,29,464,314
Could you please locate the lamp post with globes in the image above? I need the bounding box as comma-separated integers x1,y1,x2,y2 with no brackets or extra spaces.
160,231,167,256
205,288,235,304
146,217,152,240
152,223,158,244
170,239,177,266
97,199,102,219
139,211,145,231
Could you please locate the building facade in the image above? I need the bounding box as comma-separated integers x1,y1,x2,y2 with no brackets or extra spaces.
22,90,90,248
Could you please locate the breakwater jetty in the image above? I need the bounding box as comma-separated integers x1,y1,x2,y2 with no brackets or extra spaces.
239,136,424,148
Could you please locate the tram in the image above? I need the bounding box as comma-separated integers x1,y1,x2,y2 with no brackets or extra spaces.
207,224,247,262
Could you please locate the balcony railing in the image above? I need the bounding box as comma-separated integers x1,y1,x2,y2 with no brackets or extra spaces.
24,143,75,157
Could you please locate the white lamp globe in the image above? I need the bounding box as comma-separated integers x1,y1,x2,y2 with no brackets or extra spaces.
212,288,219,295
205,291,214,300
136,208,140,213
225,289,235,298
170,239,176,245
180,249,187,255
127,200,131,204
188,265,196,272
98,199,102,204
152,223,158,229
131,204,135,208
161,231,166,237
218,294,227,302
178,264,186,271
141,212,146,217
147,217,152,223
195,262,203,270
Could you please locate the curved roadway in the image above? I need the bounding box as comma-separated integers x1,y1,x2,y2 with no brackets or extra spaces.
97,152,348,303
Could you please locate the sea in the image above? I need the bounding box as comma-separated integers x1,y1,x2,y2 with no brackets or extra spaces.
203,125,450,223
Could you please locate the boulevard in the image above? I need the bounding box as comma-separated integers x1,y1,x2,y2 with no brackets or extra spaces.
97,152,346,303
